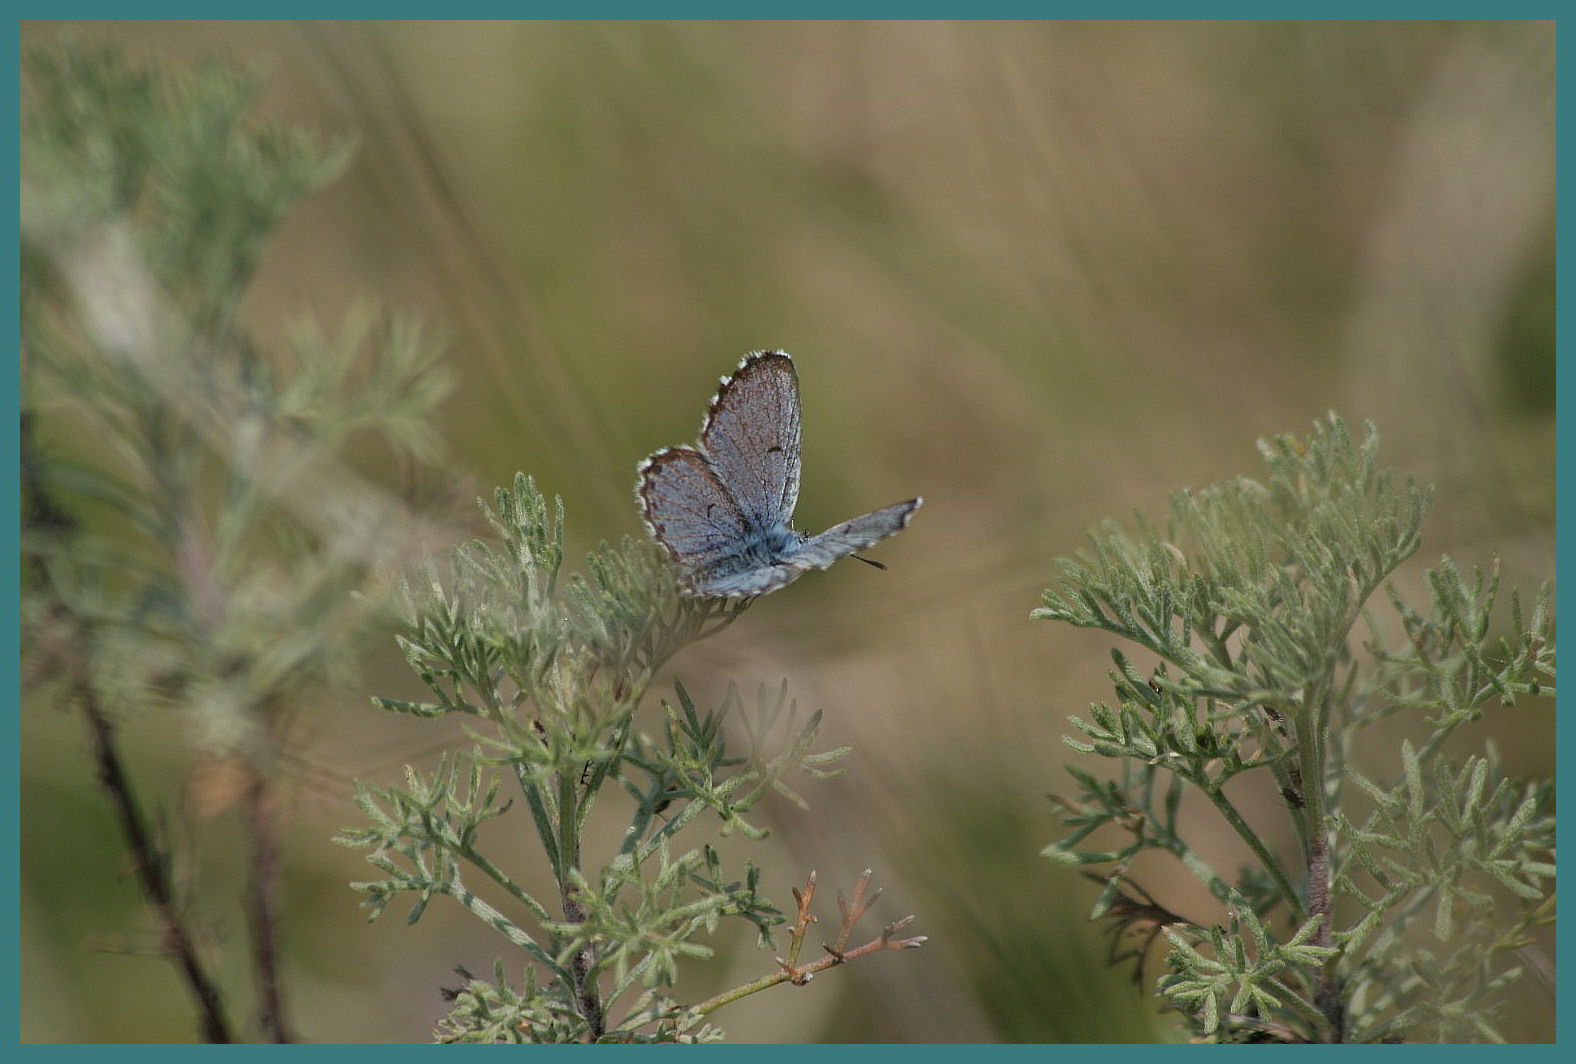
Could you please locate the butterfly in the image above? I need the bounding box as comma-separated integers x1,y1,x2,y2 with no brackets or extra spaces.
637,350,921,598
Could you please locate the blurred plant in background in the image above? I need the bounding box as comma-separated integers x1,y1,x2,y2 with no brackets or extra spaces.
1037,415,1554,1043
21,41,452,1041
338,475,923,1042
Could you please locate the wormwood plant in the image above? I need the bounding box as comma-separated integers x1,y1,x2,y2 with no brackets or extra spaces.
337,475,925,1042
22,42,449,1042
1036,415,1554,1044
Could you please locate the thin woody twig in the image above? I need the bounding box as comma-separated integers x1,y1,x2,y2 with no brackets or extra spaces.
690,870,926,1017
830,869,881,957
781,870,819,977
241,733,294,1044
80,671,237,1044
25,424,236,1044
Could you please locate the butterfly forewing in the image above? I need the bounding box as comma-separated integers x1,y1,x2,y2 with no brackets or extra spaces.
792,499,922,571
699,351,801,529
691,498,922,597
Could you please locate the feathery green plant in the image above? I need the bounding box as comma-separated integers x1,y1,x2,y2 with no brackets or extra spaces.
22,41,449,1042
22,39,922,1044
338,474,926,1043
1035,414,1554,1043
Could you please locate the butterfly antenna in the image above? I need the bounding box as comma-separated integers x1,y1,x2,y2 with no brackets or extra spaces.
852,554,887,570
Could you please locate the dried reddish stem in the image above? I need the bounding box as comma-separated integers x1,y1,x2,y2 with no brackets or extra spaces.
774,870,925,984
694,869,925,1020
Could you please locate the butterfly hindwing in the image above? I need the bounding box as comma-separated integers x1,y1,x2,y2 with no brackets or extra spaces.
684,555,805,598
636,447,754,581
630,444,784,595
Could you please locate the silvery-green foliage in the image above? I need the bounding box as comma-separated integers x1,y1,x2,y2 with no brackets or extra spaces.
338,475,850,1042
1037,414,1553,1043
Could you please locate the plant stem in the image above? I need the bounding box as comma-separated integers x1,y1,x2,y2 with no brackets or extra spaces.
241,726,293,1043
1198,781,1304,923
27,420,235,1042
691,967,799,1016
1297,682,1344,1042
555,770,603,1041
691,922,924,1017
79,669,236,1043
692,872,926,1021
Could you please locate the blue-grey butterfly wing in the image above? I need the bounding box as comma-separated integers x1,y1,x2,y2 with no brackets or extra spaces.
639,350,919,599
690,498,922,598
698,351,801,528
686,558,805,599
790,497,923,573
637,446,770,596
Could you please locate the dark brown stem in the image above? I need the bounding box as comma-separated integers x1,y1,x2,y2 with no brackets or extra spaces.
241,732,293,1044
80,678,237,1043
26,414,234,1042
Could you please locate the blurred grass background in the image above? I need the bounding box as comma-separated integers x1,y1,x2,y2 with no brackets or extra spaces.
20,20,1554,1043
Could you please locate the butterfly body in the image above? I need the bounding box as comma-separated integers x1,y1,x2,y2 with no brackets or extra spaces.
637,351,920,598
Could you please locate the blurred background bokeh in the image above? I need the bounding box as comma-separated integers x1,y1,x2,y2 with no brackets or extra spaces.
20,20,1554,1043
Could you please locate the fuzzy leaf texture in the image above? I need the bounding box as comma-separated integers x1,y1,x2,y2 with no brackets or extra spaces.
338,475,862,1042
1036,414,1553,1043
